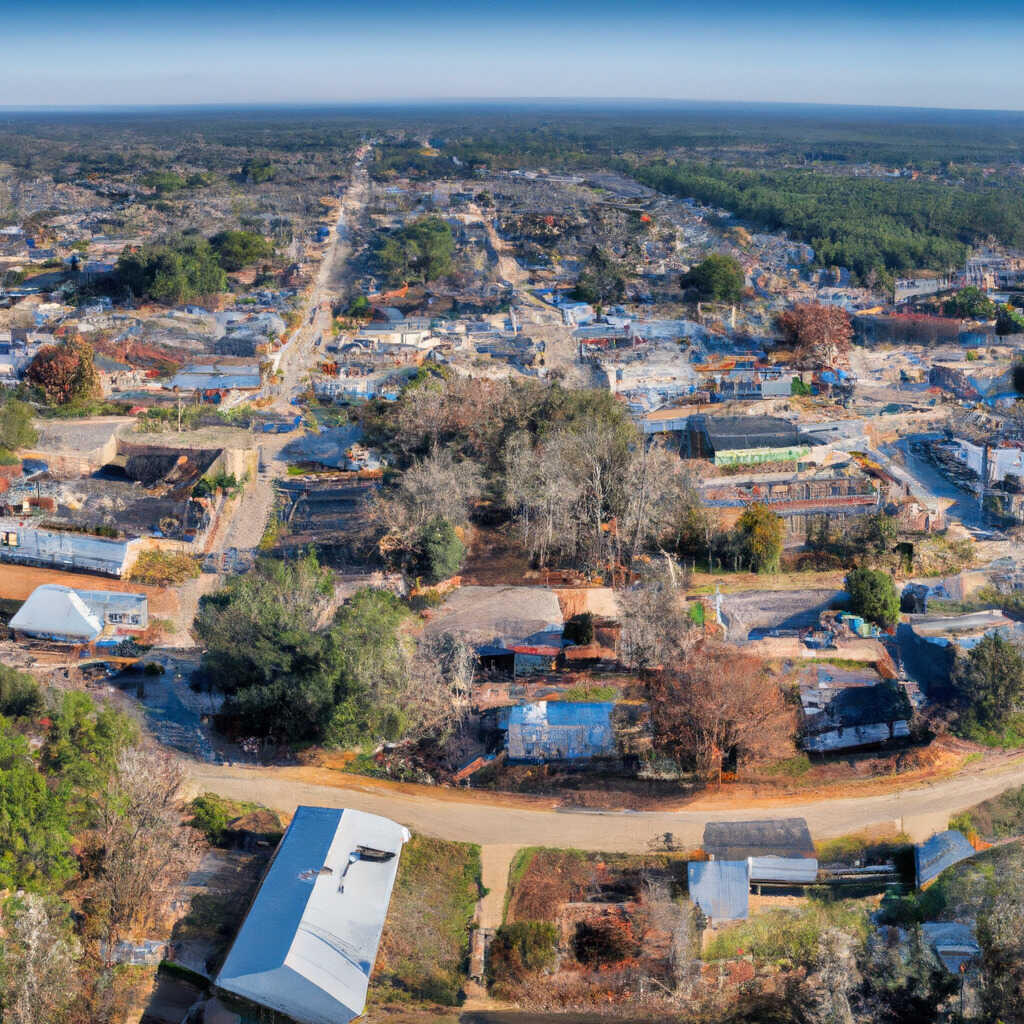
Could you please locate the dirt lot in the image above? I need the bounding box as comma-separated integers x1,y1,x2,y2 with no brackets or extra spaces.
718,588,844,641
0,562,179,617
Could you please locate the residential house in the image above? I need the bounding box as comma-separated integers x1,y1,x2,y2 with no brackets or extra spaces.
9,584,148,645
799,668,912,754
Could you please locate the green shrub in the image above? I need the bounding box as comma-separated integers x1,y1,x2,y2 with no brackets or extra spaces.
409,589,444,612
0,665,42,718
489,921,558,982
563,612,595,645
413,516,465,585
187,794,234,844
703,902,867,963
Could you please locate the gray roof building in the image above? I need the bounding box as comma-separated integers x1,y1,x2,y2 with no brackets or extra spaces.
0,518,142,577
915,830,977,889
688,861,749,922
704,819,816,861
216,805,409,1024
921,921,980,973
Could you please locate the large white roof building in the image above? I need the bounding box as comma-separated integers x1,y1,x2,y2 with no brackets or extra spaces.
216,806,410,1024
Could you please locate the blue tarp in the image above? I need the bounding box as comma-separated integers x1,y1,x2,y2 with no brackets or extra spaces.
915,829,976,887
688,861,749,922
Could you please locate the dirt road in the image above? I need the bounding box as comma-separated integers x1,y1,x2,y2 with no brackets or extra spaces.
158,152,373,647
186,755,1024,851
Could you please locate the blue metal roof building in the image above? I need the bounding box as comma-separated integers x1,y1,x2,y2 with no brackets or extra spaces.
688,861,749,923
915,829,977,888
501,701,615,762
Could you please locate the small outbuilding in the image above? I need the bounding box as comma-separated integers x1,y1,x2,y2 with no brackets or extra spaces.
915,829,977,889
703,819,816,862
921,921,980,973
688,860,749,923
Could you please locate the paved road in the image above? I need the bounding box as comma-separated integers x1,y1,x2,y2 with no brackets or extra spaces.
186,755,1024,851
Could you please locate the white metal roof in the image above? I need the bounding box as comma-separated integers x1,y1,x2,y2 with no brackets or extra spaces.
216,806,410,1024
9,584,103,640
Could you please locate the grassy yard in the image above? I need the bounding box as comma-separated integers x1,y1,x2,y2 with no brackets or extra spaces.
703,901,869,963
949,783,1024,841
370,835,483,1008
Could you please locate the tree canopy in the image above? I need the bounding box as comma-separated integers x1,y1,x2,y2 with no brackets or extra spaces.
117,236,228,305
636,161,1013,282
374,216,455,286
650,645,794,774
995,302,1024,336
776,302,854,367
573,246,629,306
196,554,470,745
845,567,900,627
210,229,274,271
680,253,745,302
736,503,783,573
24,339,101,407
413,516,466,585
943,286,995,319
0,396,37,453
953,632,1024,730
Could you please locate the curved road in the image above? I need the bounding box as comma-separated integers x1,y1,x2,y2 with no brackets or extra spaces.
187,755,1024,851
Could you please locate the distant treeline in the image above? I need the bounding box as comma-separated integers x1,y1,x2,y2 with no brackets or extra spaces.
635,161,1024,280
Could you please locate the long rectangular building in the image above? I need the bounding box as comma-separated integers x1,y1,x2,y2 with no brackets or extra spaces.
0,518,142,577
216,806,409,1024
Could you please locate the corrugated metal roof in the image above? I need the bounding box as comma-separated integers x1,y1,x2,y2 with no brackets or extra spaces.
504,701,615,762
915,830,977,888
704,819,815,861
748,856,819,883
688,861,749,922
921,921,980,972
217,806,409,1024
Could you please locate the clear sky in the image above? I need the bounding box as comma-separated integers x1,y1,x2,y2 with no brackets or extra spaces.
0,0,1018,111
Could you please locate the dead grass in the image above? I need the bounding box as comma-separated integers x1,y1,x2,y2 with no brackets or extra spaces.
372,835,483,1007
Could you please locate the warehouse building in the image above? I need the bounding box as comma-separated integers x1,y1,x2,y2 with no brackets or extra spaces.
216,806,409,1024
687,415,811,467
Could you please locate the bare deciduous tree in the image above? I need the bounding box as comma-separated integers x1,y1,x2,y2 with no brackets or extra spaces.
375,447,482,555
3,894,80,1024
407,631,476,742
82,747,201,950
650,644,795,776
618,555,696,672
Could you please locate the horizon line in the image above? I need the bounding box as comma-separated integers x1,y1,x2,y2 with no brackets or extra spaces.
2,96,1024,117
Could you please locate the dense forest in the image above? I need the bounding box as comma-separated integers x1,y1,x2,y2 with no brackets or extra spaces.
635,161,1024,281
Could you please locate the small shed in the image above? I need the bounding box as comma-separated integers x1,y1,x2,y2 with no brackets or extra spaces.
921,921,980,973
915,829,976,889
703,819,815,861
747,856,819,884
688,861,749,923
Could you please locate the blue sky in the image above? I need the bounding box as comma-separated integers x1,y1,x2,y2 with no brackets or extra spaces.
0,0,1018,110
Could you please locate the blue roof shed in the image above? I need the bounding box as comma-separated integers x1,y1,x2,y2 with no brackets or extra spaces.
688,861,749,922
502,701,615,762
915,829,976,888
